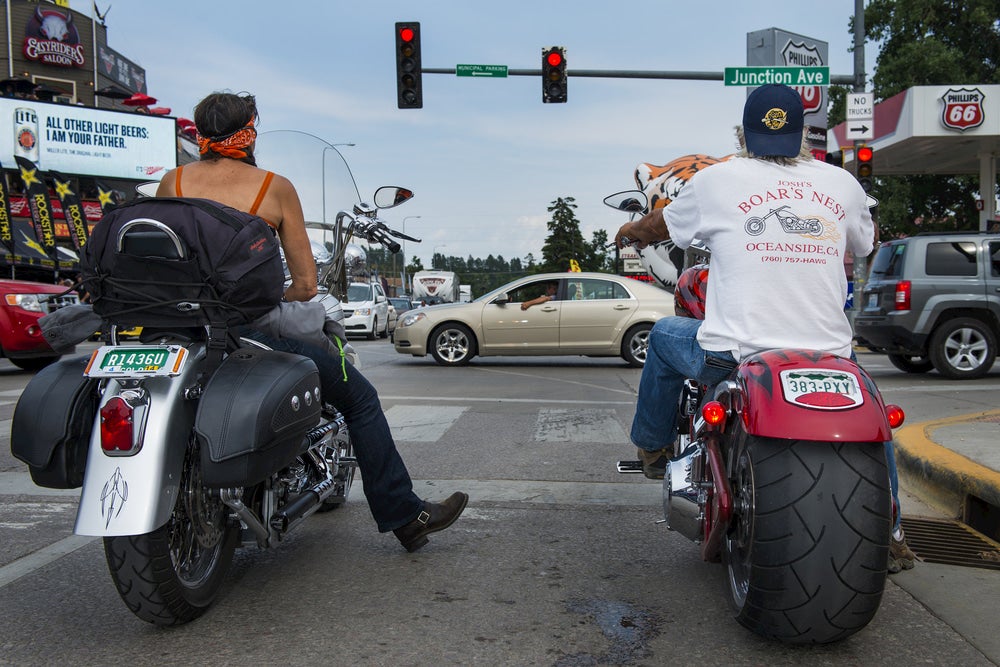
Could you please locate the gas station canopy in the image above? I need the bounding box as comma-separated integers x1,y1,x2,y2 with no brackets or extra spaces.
830,85,999,225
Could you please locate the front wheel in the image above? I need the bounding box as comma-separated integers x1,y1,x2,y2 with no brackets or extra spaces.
621,323,652,367
429,323,477,366
366,318,378,341
887,353,934,374
103,443,238,625
724,437,890,644
928,317,997,380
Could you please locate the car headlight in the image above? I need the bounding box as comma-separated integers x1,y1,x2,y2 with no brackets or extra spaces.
5,294,46,312
398,312,426,328
354,307,372,316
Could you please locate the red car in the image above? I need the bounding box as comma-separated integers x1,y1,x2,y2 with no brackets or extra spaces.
0,278,79,371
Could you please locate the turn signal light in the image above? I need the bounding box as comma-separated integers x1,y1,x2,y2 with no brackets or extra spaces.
885,404,905,429
100,397,134,452
702,401,727,426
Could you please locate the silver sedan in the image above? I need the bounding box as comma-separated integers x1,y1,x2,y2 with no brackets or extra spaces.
392,272,674,367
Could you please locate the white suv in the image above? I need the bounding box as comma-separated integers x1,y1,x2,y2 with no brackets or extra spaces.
343,282,390,339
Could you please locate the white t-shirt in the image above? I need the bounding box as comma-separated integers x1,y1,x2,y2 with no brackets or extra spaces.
664,156,874,360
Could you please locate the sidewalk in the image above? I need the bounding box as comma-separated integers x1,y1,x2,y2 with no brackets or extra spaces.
893,408,1000,526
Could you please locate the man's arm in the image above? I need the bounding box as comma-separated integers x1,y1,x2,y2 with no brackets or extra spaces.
521,295,551,311
615,208,669,249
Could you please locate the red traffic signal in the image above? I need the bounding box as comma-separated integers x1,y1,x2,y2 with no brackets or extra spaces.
395,22,422,109
542,46,567,104
855,144,874,192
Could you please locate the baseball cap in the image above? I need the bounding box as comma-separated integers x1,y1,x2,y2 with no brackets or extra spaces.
742,84,804,157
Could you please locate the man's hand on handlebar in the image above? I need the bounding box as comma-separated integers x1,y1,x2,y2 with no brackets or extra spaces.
612,209,669,250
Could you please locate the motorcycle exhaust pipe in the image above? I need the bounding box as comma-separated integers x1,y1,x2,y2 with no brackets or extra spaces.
269,476,337,533
662,443,707,543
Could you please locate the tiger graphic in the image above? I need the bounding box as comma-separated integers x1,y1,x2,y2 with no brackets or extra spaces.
630,154,731,289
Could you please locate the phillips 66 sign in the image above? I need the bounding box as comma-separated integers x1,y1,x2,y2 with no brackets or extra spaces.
940,87,986,132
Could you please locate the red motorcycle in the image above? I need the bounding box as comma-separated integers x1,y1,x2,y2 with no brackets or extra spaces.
606,191,905,644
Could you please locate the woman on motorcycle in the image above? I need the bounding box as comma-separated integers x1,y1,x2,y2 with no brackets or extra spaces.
155,91,467,552
614,84,914,571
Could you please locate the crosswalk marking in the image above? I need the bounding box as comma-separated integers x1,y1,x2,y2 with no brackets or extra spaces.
384,405,468,442
535,408,627,443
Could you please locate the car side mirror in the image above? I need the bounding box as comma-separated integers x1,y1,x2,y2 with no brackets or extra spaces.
494,293,509,305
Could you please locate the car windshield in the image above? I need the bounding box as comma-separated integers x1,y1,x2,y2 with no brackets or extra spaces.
346,284,373,302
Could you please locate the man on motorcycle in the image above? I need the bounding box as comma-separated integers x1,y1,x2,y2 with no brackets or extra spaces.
614,83,914,571
156,91,468,552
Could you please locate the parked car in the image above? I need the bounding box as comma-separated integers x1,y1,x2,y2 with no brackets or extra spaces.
393,272,674,367
342,281,390,340
854,231,1000,379
0,278,80,370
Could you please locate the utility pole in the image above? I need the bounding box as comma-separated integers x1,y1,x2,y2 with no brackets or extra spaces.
852,0,868,323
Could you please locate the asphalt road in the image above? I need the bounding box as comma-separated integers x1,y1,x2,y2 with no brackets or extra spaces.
1,341,998,666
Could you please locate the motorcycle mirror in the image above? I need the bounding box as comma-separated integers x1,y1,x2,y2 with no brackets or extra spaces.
603,190,648,214
374,186,414,209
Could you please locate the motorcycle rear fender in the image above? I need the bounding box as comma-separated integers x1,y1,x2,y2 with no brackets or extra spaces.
74,349,205,537
726,349,892,442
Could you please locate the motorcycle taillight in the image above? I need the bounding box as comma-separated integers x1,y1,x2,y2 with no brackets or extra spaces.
100,396,135,453
894,280,911,311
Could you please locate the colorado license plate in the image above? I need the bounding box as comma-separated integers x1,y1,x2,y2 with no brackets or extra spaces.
779,368,864,410
85,345,188,378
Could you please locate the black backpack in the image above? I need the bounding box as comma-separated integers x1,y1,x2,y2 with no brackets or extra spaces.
81,197,284,329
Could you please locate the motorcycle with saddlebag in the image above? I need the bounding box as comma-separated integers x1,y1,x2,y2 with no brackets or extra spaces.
606,190,907,644
10,195,358,625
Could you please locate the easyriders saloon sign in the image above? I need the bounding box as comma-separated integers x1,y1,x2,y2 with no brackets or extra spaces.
940,87,985,132
22,6,85,68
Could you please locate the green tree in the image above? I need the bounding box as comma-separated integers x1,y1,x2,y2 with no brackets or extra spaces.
850,0,1000,236
539,197,589,272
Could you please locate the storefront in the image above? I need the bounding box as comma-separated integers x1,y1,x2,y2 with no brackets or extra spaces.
0,0,192,278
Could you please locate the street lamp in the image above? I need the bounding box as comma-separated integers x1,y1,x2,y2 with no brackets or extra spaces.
401,215,421,291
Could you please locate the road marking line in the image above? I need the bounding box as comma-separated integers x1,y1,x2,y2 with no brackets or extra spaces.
0,534,95,588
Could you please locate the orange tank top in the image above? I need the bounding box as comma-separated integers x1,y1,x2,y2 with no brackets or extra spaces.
174,165,276,226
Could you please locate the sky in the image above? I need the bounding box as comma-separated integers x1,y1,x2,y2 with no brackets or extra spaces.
90,1,878,270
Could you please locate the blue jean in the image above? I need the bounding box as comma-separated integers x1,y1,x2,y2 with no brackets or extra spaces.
241,329,424,532
631,316,902,531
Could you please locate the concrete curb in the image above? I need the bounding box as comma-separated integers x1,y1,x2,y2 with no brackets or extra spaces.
893,409,1000,517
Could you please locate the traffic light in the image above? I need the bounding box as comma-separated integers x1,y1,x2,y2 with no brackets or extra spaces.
855,144,874,192
395,22,422,109
542,46,567,103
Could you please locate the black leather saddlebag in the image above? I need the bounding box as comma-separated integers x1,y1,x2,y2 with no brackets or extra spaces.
10,356,99,489
195,347,321,487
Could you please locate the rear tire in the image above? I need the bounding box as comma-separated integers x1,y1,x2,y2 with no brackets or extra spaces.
887,353,934,374
621,323,652,368
723,437,890,644
928,317,996,380
103,443,238,625
429,323,477,366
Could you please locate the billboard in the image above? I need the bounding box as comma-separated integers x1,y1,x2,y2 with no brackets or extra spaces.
0,98,176,180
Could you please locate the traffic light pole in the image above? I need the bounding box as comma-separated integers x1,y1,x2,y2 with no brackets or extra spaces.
422,67,857,84
851,0,868,325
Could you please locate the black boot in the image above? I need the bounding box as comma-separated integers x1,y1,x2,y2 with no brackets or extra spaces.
393,492,469,552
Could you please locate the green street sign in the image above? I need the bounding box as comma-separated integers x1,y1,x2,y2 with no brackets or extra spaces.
724,66,829,87
456,64,508,78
